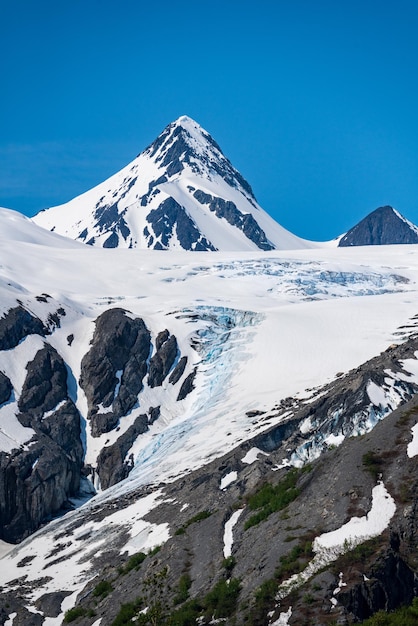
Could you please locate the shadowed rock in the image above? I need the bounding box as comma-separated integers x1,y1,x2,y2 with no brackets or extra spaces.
0,344,83,543
79,309,151,436
0,305,46,350
148,332,178,388
96,414,149,489
0,372,12,406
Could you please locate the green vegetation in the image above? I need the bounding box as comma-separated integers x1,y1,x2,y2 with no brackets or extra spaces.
222,555,236,576
175,510,212,535
361,597,418,625
274,539,314,581
111,576,241,626
244,468,310,529
63,606,87,622
332,536,383,572
244,535,314,624
204,578,241,619
93,579,113,598
173,573,192,605
119,551,147,574
362,451,383,481
111,598,144,625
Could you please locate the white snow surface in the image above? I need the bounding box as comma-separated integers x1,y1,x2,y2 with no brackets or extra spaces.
223,509,244,558
407,422,418,457
220,471,238,490
241,448,270,464
1,210,418,616
270,607,292,626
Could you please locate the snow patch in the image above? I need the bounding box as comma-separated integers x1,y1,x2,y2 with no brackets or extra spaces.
241,447,269,464
220,471,238,490
270,607,292,625
407,422,418,458
223,509,243,558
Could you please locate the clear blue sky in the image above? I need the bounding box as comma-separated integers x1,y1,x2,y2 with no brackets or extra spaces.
1,0,418,240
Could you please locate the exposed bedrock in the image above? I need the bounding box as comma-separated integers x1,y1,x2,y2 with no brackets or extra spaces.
0,371,12,405
79,308,151,436
0,344,83,543
96,414,149,489
0,305,46,350
148,330,178,387
339,543,418,621
0,436,81,543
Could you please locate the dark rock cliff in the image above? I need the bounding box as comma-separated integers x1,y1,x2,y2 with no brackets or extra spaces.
79,308,151,436
0,341,83,543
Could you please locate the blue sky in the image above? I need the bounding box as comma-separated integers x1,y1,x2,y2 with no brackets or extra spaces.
1,0,418,240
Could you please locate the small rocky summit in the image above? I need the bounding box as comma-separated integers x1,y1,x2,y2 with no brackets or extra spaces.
339,205,418,246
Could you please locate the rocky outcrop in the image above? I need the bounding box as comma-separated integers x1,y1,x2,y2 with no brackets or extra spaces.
0,343,83,543
255,334,418,464
145,198,216,251
169,355,188,385
0,435,81,543
339,547,417,621
79,309,151,436
0,371,12,405
193,189,274,250
18,343,68,417
148,331,178,387
0,305,46,350
96,414,149,489
177,367,197,401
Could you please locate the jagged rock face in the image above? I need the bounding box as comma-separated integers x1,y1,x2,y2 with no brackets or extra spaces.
18,344,68,417
148,331,178,387
145,197,217,251
0,305,46,350
0,343,83,543
81,310,196,486
0,371,12,405
254,335,418,466
339,547,417,620
193,189,274,250
79,308,151,436
0,436,81,544
96,414,149,489
339,205,418,246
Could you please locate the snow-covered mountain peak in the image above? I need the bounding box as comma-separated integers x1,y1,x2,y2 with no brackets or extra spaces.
33,117,314,252
143,114,256,203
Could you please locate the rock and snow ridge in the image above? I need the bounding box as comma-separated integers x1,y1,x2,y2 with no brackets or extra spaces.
33,116,315,252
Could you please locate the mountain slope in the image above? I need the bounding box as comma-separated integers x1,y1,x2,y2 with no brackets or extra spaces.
0,210,418,623
339,205,418,246
33,116,314,252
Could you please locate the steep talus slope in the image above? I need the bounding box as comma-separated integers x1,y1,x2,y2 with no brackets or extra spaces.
33,116,314,251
